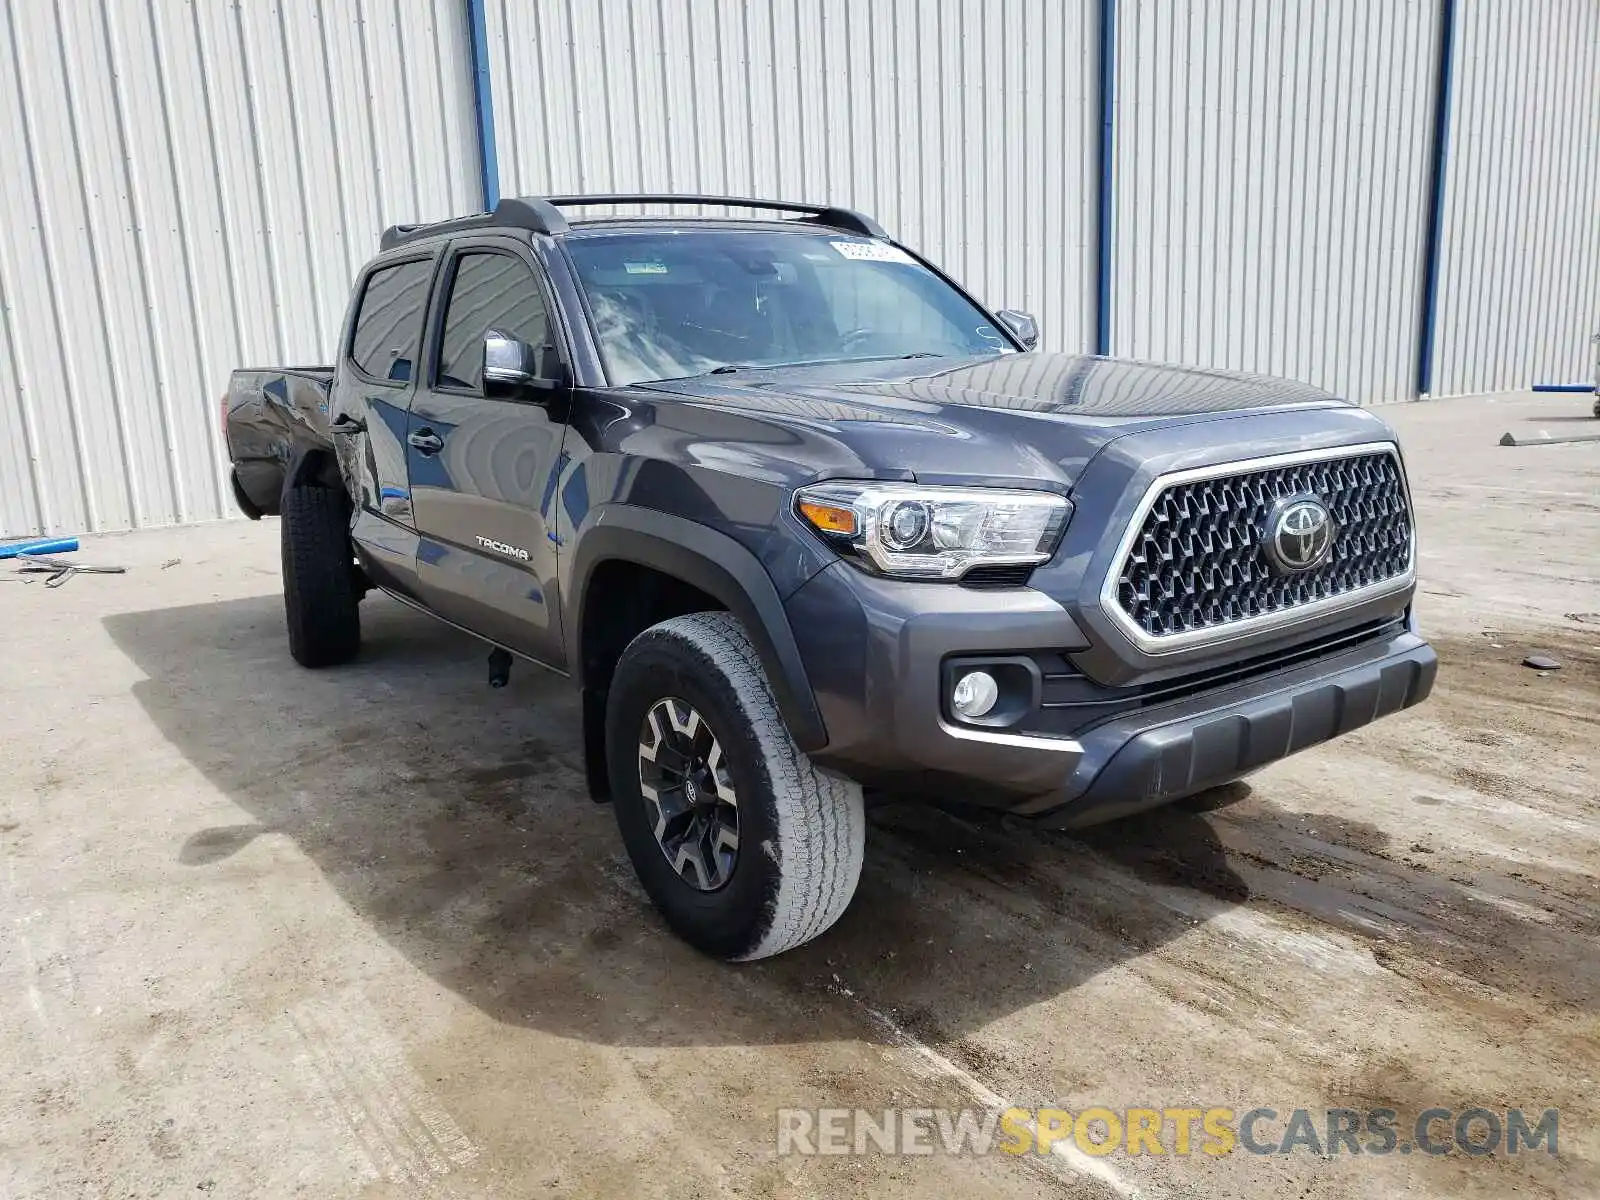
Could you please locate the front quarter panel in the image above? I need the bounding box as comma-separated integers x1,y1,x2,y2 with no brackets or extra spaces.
553,384,890,752
554,385,876,600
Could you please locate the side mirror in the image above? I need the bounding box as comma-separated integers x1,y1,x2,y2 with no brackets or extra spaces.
483,330,566,398
996,309,1039,350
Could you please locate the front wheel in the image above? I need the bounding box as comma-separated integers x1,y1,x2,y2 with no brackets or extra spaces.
606,612,865,960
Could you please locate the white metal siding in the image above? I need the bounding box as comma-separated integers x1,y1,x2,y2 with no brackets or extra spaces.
0,0,479,537
484,0,1101,359
1429,0,1600,396
4,1,1597,539
1110,0,1440,406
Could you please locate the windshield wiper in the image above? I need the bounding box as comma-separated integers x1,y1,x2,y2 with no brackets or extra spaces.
664,353,945,382
815,351,945,365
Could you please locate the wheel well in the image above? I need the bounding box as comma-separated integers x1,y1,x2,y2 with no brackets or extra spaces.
581,560,725,688
286,448,345,494
578,560,725,802
283,448,366,593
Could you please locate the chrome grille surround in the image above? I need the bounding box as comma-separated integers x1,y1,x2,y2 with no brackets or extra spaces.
1102,442,1415,655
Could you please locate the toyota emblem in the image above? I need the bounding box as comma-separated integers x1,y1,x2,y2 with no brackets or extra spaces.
1263,496,1336,573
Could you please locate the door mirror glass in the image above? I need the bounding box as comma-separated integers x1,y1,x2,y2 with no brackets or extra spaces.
995,309,1039,350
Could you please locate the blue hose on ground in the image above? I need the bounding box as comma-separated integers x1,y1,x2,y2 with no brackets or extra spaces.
1531,383,1596,393
0,537,80,560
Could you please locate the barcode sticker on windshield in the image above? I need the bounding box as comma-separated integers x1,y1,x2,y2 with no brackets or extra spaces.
830,240,916,265
624,261,669,274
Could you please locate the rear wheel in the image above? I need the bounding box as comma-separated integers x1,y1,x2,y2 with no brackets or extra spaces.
280,484,360,667
606,612,865,960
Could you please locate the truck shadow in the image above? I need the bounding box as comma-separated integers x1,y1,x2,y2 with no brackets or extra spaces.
105,593,1250,1051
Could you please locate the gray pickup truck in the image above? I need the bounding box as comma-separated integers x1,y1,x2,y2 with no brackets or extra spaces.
224,194,1436,960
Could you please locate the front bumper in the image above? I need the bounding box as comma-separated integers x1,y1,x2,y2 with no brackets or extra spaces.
1021,627,1436,826
785,561,1434,825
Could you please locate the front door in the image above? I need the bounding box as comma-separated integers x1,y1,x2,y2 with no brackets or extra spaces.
407,241,569,668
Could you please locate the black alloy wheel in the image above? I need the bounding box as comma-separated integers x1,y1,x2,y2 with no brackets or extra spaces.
637,697,740,891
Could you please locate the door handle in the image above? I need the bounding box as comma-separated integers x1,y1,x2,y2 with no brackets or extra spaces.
330,413,366,434
408,428,444,455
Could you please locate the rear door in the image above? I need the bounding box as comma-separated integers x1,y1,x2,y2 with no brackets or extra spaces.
338,253,437,596
407,238,570,668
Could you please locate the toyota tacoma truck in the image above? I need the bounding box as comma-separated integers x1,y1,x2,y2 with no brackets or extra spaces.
224,194,1436,960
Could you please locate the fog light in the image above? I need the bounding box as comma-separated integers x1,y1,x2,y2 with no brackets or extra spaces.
951,670,1000,720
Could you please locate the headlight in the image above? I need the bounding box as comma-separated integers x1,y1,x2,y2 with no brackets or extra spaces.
794,482,1071,580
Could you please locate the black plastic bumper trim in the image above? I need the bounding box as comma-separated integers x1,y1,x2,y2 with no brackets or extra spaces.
1023,633,1437,828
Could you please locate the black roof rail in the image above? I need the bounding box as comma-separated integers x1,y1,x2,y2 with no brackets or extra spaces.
379,197,571,250
379,194,888,250
544,195,888,239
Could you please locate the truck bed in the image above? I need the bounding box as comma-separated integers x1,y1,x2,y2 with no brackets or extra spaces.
224,367,335,517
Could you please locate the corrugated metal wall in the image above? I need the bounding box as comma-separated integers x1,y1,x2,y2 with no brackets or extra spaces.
0,0,479,537
1429,0,1600,396
1109,0,1441,406
482,0,1101,357
2,0,1596,538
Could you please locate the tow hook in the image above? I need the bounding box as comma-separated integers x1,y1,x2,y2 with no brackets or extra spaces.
488,647,512,688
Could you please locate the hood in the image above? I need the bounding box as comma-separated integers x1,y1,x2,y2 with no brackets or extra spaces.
638,352,1349,487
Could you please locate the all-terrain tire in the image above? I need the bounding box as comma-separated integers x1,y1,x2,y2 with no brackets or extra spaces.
281,484,361,668
606,612,866,960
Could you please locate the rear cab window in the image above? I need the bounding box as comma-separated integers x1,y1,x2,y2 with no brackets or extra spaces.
348,258,434,383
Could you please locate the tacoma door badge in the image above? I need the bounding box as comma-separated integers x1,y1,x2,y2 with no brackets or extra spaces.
476,536,531,561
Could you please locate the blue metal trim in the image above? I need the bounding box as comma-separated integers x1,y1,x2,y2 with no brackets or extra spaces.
1093,0,1117,356
465,0,499,209
1416,0,1457,396
0,536,79,560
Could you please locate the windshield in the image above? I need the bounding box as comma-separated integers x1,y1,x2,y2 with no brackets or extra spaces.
565,227,1014,385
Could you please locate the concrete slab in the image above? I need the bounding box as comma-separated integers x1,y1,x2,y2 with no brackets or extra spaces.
1,390,1595,1198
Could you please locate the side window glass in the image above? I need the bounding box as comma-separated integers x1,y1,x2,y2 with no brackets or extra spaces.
349,259,432,382
436,253,552,391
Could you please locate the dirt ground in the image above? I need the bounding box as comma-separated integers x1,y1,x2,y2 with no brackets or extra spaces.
1,391,1596,1199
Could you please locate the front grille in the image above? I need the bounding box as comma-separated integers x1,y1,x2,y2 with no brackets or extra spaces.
1115,449,1412,640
